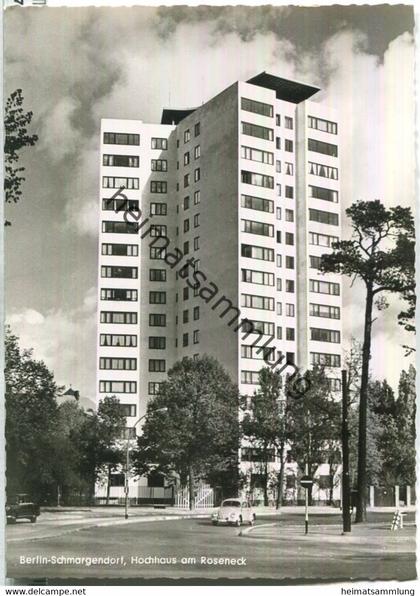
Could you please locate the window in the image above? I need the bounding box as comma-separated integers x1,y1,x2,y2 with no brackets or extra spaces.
286,352,295,364
193,306,200,320
194,168,200,182
149,314,166,327
184,174,190,188
182,333,189,347
183,286,189,300
285,232,294,246
308,115,337,135
151,137,168,150
99,381,137,394
308,138,338,157
149,336,166,350
194,145,200,159
276,184,281,197
241,345,275,362
194,214,200,227
276,207,282,220
276,160,281,173
285,256,295,269
193,330,199,344
241,294,274,311
101,288,138,301
102,221,139,235
276,231,282,244
241,97,273,118
241,244,274,262
285,280,295,293
149,359,166,372
285,209,294,222
183,196,190,210
276,137,281,150
285,139,293,152
328,378,342,392
194,236,200,250
100,334,137,348
310,352,341,367
150,202,167,216
284,116,293,129
101,265,138,279
241,121,274,141
240,319,274,336
151,159,167,172
102,243,138,257
118,405,137,418
150,246,166,260
310,328,341,343
151,225,168,238
102,176,139,190
184,129,191,143
149,269,166,282
276,254,282,267
285,186,294,199
309,255,322,269
103,154,139,168
277,302,282,315
309,303,340,319
150,181,167,193
149,291,166,305
241,170,274,189
100,358,137,370
309,185,338,203
285,162,294,175
241,269,274,286
309,208,339,226
148,382,163,395
309,232,339,247
309,279,340,296
308,162,338,180
241,371,260,385
276,278,282,291
100,311,137,324
184,219,190,233
241,219,274,237
286,303,295,317
194,122,200,137
241,194,273,213
241,146,274,165
104,132,139,145
183,309,189,324
286,328,295,341
194,190,200,205
276,114,281,126
184,152,190,166
277,327,282,340
183,241,189,255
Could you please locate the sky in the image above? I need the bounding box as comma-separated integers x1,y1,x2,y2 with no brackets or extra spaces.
4,4,416,402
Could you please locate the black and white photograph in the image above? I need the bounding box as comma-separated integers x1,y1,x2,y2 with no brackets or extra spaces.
3,0,417,589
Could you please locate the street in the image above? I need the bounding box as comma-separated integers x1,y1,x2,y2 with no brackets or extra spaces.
6,509,416,582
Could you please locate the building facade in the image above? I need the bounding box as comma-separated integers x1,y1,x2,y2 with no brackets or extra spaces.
96,72,342,502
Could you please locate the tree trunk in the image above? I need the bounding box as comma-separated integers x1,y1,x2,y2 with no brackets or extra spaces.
188,465,195,511
106,464,112,506
263,459,269,506
328,462,335,506
276,442,286,509
355,283,374,523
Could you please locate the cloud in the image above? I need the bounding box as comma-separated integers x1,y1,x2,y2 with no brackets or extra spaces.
7,287,98,401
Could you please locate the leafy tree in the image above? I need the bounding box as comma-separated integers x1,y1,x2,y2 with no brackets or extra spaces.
73,396,125,504
5,328,61,500
241,367,286,507
320,200,414,522
286,367,341,505
133,356,241,509
4,89,38,223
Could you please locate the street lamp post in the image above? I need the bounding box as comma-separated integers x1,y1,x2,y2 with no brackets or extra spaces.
124,407,168,520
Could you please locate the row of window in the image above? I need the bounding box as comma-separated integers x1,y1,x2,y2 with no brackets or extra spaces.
241,269,274,286
241,145,274,165
311,328,340,343
103,155,139,168
241,294,274,311
308,116,337,135
102,243,138,256
242,219,274,238
241,97,273,118
308,138,338,157
103,133,169,148
241,170,274,189
102,176,139,190
310,352,341,367
183,122,200,144
308,162,338,180
181,306,200,323
184,168,200,188
99,358,137,370
183,190,201,210
102,198,139,212
101,266,138,279
309,279,340,296
309,208,339,226
101,288,138,301
309,232,339,247
183,146,200,164
309,303,340,319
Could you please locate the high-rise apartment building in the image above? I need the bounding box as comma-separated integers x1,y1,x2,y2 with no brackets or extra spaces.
96,72,342,500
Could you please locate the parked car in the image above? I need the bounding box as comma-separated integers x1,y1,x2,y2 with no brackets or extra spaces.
6,494,40,524
211,498,256,527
